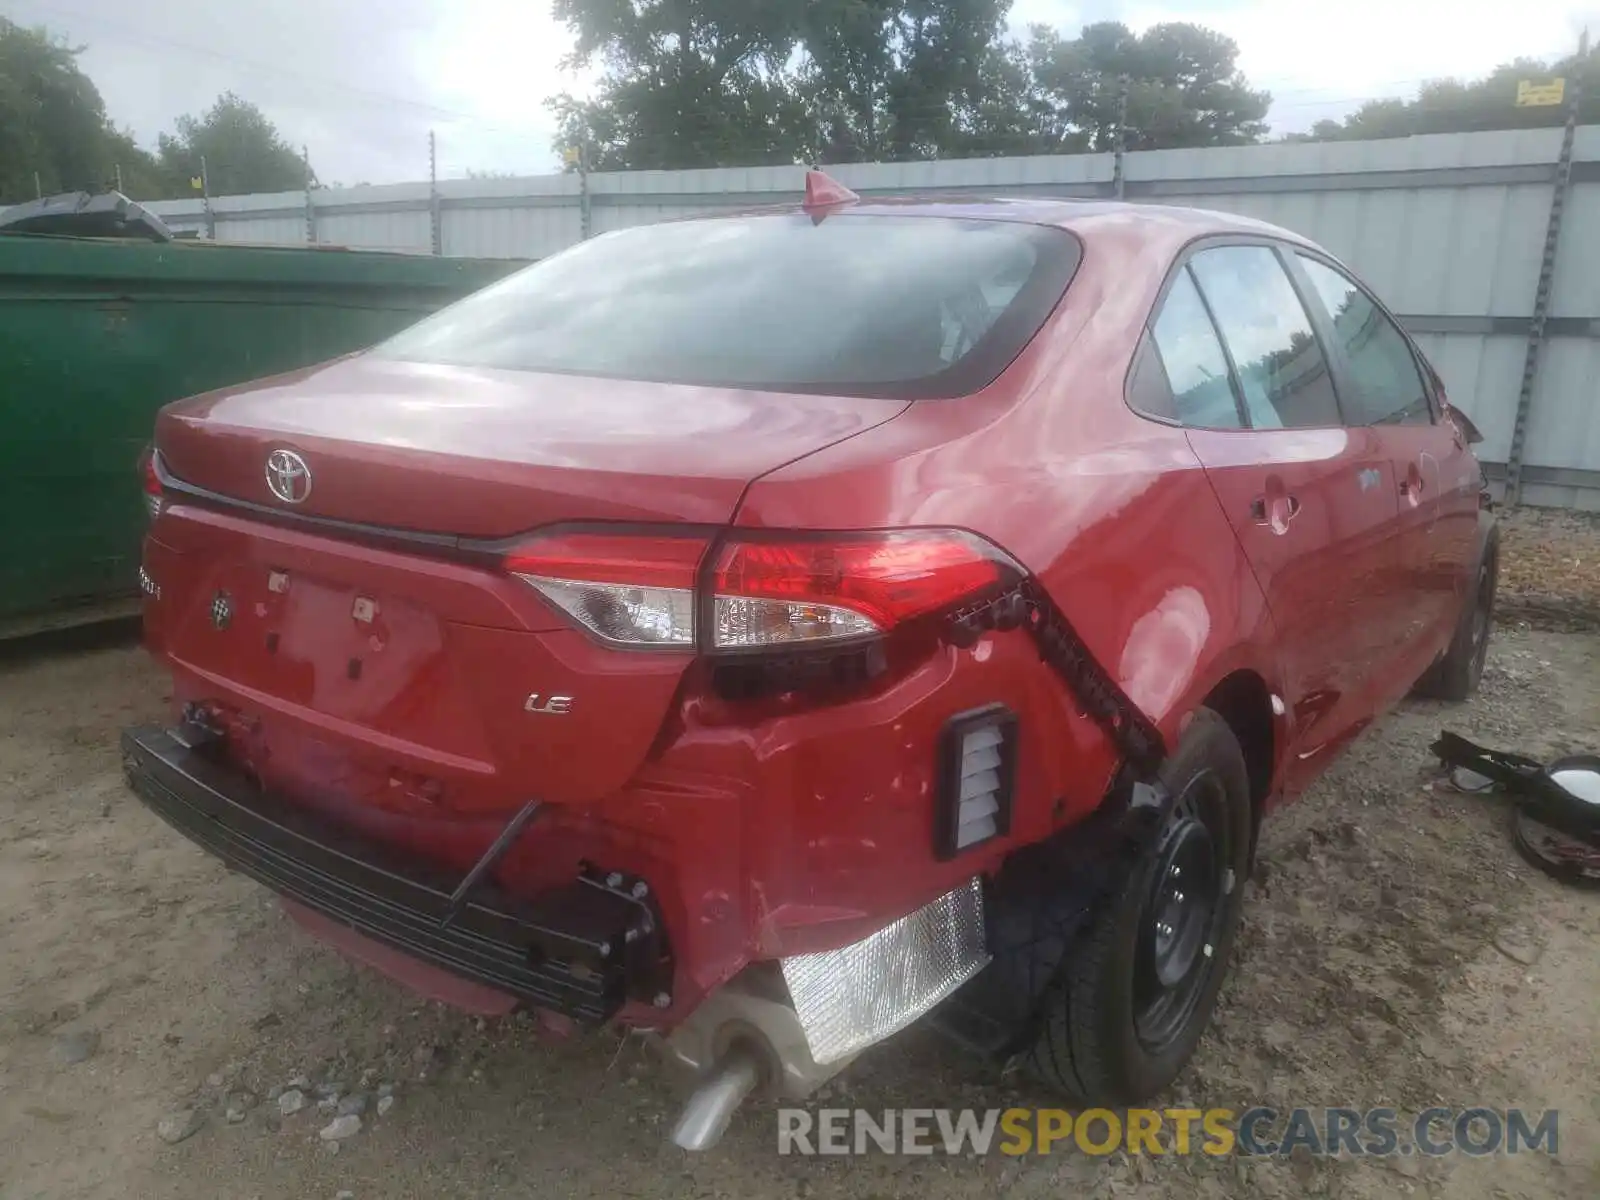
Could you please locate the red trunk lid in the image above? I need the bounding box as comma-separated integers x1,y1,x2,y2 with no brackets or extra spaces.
156,356,906,536
147,355,908,815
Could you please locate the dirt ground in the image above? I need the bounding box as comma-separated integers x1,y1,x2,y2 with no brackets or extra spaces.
3,616,1599,1198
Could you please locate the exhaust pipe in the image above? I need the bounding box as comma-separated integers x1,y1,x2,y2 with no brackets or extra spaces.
669,1041,765,1151
658,970,854,1151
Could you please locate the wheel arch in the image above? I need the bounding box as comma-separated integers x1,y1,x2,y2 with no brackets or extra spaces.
1197,669,1278,861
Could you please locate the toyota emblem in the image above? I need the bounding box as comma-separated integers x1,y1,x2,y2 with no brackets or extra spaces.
265,449,312,505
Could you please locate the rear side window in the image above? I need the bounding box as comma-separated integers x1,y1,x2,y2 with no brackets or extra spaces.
1296,255,1432,426
1187,245,1342,430
1127,333,1177,421
375,215,1081,399
1148,268,1242,428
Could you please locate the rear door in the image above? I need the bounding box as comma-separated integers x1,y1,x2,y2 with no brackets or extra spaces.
1289,254,1479,696
1140,243,1403,790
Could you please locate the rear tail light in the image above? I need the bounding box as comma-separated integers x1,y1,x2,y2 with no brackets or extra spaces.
936,706,1017,858
140,447,164,519
711,532,1012,649
502,528,1020,651
506,533,702,647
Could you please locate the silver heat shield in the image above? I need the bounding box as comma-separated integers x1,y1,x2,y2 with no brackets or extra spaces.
779,877,989,1065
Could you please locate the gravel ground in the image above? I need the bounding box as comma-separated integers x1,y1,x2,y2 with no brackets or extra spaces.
2,615,1598,1198
1497,506,1600,628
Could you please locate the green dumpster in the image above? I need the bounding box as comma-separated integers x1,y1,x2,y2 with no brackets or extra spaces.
0,221,520,633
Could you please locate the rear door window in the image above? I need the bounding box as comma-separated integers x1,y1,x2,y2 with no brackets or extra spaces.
1187,245,1342,430
1147,268,1242,428
1296,256,1432,426
375,215,1081,399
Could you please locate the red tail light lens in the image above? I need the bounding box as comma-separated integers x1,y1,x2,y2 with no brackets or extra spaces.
140,447,164,519
503,528,1018,651
711,532,1015,649
504,533,704,589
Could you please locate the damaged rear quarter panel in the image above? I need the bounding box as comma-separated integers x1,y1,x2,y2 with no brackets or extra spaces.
734,237,1289,827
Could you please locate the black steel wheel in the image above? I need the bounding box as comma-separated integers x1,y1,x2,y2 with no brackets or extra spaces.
1132,771,1234,1052
1025,708,1251,1104
1468,551,1496,681
1415,535,1498,702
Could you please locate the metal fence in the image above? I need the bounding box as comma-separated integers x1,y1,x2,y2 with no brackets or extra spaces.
22,126,1600,508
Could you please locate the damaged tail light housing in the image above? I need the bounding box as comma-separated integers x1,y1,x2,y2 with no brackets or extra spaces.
503,527,1022,653
140,446,165,520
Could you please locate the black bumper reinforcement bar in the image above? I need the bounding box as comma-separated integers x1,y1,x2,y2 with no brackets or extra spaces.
121,724,666,1023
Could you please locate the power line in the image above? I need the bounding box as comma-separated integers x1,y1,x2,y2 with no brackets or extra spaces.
5,0,557,134
7,0,1500,128
8,0,1572,172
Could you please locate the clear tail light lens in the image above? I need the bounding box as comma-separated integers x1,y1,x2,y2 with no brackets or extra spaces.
505,533,705,647
502,528,1018,651
141,447,164,519
528,577,696,646
713,594,878,647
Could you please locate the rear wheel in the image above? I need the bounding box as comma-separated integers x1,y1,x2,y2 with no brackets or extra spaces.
1414,540,1498,702
1024,709,1251,1103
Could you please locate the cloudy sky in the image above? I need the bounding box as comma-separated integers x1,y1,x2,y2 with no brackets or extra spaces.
5,0,1594,185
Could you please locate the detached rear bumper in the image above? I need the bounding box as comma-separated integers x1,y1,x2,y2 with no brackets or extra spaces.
120,724,665,1023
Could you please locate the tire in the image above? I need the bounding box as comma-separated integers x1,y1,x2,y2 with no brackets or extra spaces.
1414,537,1498,702
1024,708,1252,1104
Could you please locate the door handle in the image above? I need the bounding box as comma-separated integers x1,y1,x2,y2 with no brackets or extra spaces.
1400,462,1426,502
1250,494,1300,531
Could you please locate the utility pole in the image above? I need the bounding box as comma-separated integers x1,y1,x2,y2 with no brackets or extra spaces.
114,163,124,194
34,172,42,200
303,145,317,246
199,154,216,239
428,130,442,256
578,141,592,241
563,141,593,240
1112,74,1130,200
1505,27,1587,505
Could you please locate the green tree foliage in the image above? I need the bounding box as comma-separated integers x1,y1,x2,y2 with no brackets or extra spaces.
157,92,312,196
549,0,814,170
1025,21,1269,152
1295,46,1597,141
104,128,170,198
550,3,1272,167
2,21,315,205
0,18,162,203
797,0,1016,162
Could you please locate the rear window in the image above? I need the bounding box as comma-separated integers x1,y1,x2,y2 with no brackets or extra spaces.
375,215,1081,399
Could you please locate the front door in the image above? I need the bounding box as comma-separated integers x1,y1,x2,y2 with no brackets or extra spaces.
1289,254,1479,704
1153,244,1404,793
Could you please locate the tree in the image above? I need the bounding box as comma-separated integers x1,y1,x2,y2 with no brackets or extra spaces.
0,18,161,203
1027,21,1269,153
157,92,311,197
104,127,169,197
797,0,1017,162
1299,46,1598,141
549,0,813,171
549,3,1274,169
945,36,1086,159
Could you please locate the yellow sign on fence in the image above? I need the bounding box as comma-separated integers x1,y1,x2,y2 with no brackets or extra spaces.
1516,78,1566,107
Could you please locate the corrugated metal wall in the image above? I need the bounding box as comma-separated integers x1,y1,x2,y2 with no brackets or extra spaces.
15,126,1595,507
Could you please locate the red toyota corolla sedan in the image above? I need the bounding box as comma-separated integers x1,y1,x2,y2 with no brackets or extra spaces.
125,173,1496,1149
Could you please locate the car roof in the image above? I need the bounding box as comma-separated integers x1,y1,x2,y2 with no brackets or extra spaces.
744,195,1318,256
